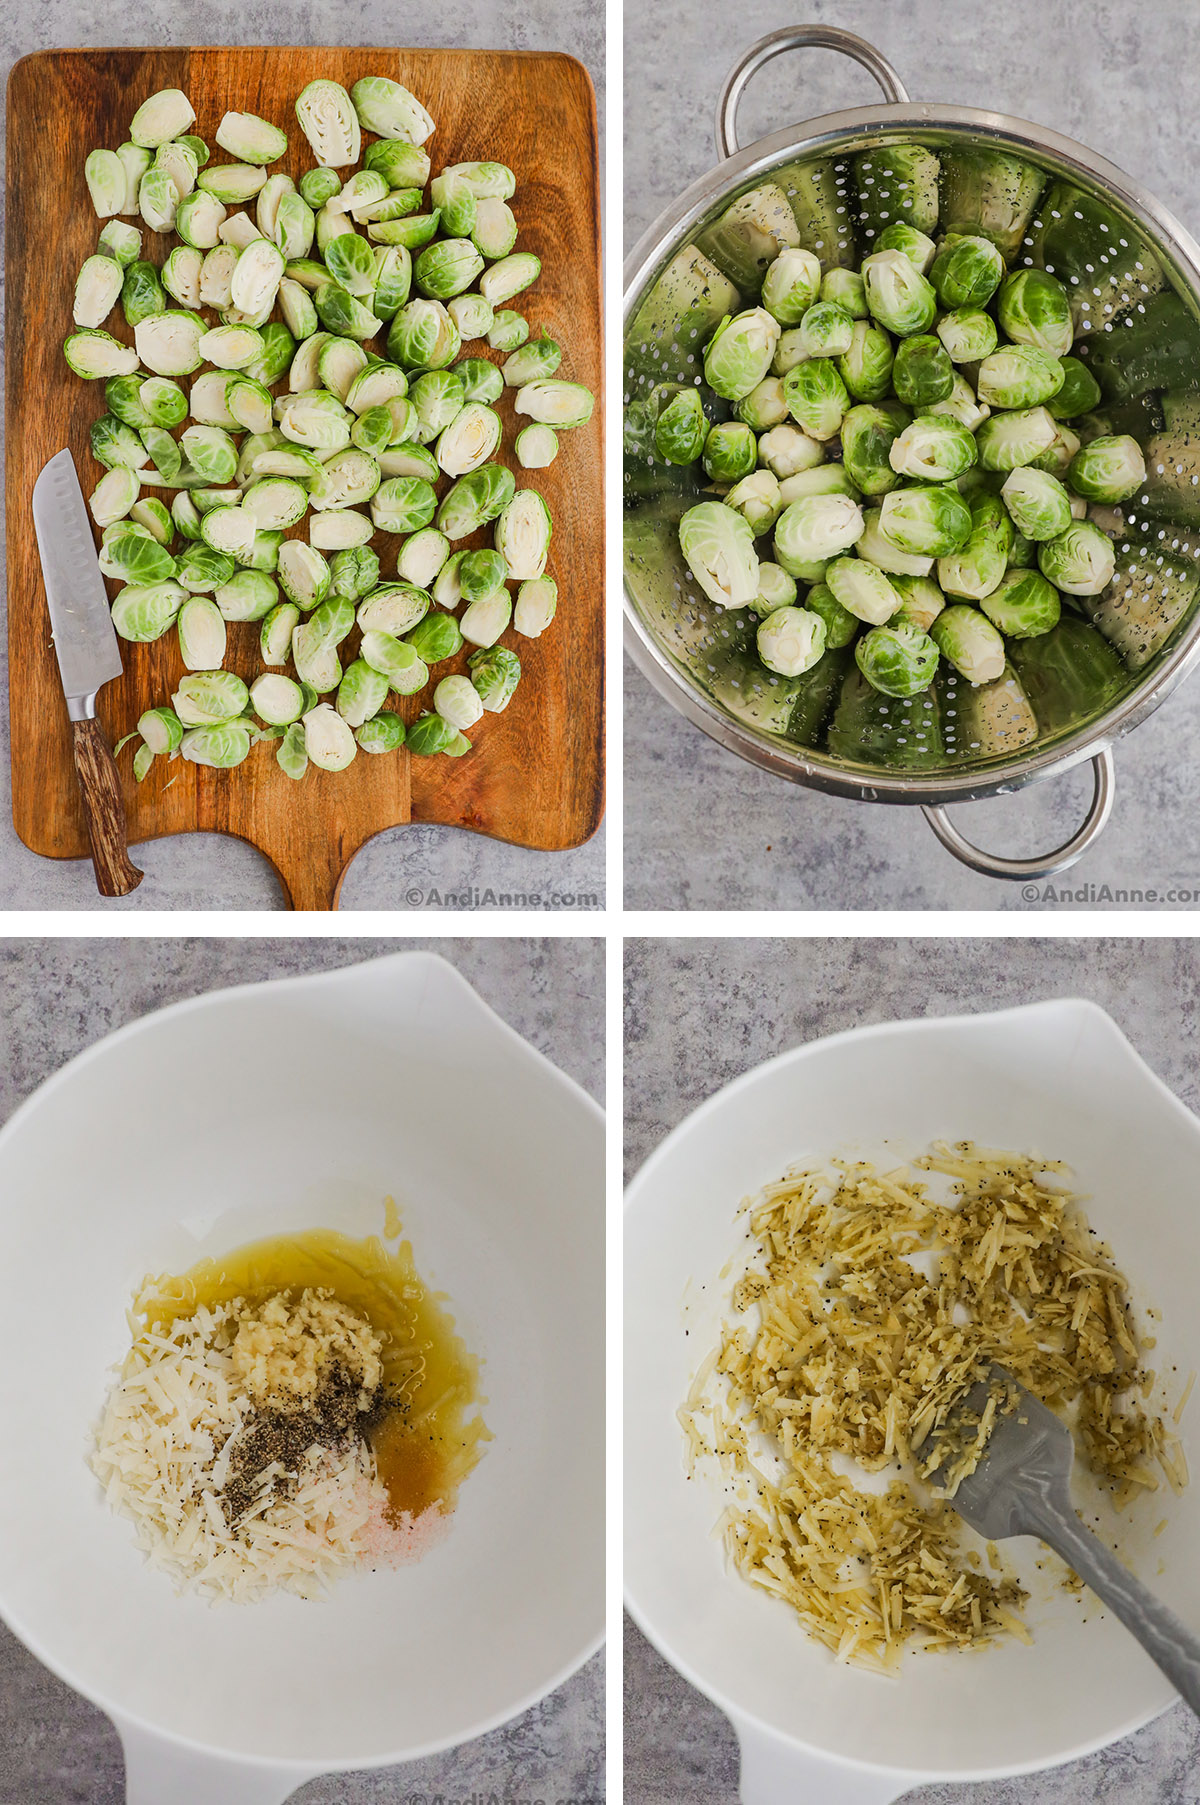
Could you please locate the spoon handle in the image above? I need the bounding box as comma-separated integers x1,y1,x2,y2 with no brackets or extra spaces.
1025,1486,1200,1719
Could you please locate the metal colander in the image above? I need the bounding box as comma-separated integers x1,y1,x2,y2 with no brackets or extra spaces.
623,26,1200,878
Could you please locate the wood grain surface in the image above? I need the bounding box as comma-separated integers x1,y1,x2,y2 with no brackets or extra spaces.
6,47,603,910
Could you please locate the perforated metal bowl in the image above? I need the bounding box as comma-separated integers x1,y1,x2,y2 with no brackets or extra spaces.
623,26,1200,879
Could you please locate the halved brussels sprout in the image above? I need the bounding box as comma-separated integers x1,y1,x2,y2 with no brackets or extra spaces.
387,297,460,370
74,255,124,329
875,221,937,274
176,595,228,670
1067,434,1147,503
86,149,127,219
111,580,185,641
513,380,594,429
370,474,438,533
980,568,1062,638
130,88,195,148
436,402,502,477
855,619,939,696
357,583,429,636
181,723,253,768
891,573,946,633
295,81,360,167
64,329,140,380
1037,520,1117,595
496,489,552,580
488,310,530,352
997,268,1074,357
360,628,430,690
350,75,435,144
437,462,515,538
478,252,541,307
355,713,406,754
90,466,140,527
678,500,760,609
1001,466,1074,541
930,603,1006,683
134,311,204,376
469,645,521,712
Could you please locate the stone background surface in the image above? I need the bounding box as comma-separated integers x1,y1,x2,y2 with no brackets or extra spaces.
0,935,604,1803
0,0,605,912
623,0,1200,912
623,934,1200,1803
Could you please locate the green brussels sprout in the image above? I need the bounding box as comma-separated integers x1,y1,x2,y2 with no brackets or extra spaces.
350,74,434,143
749,562,799,618
91,414,149,472
508,575,554,639
930,603,1007,683
1038,520,1117,595
410,368,466,442
437,461,515,538
875,221,937,274
937,493,1012,600
774,494,864,576
459,586,512,645
175,190,227,249
929,371,989,432
89,467,140,528
840,405,903,497
678,500,760,608
300,167,342,208
181,722,253,768
175,544,235,593
702,422,756,483
891,334,954,408
825,555,902,625
820,267,867,317
1047,356,1103,421
325,545,378,602
514,379,594,429
889,415,977,483
980,568,1062,638
1029,420,1081,477
458,548,507,603
855,508,934,577
85,148,127,219
703,308,781,401
935,307,999,365
855,618,939,696
63,329,139,380
795,301,854,359
364,139,432,187
98,522,174,584
111,580,185,641
380,441,440,482
215,569,279,621
387,297,460,369
332,657,389,729
415,237,485,300
1067,434,1147,503
129,496,172,544
393,530,449,592
448,292,494,340
458,357,505,405
975,406,1060,472
469,645,521,712
496,490,552,580
929,234,1005,310
370,246,413,321
891,572,946,632
302,701,358,770
314,280,382,341
173,669,250,726
259,600,301,666
997,268,1074,357
136,707,184,759
134,311,204,377
433,400,499,477
783,358,850,440
879,485,973,558
837,320,895,402
428,675,481,734
472,197,518,259
861,248,937,336
502,334,562,389
770,328,808,377
276,540,331,611
778,465,860,505
478,251,541,306
141,377,188,429
130,88,196,148
73,255,124,329
734,377,788,431
406,711,458,756
172,491,203,540
357,583,429,636
757,422,824,478
488,310,530,352
976,345,1064,410
724,470,783,536
756,605,826,676
800,579,857,646
275,719,310,778
138,165,180,233
323,231,377,297
407,610,464,663
654,386,706,464
429,170,478,237
355,712,406,754
181,424,239,484
760,247,822,325
294,80,360,168
247,672,304,728
1001,467,1074,541
351,404,396,456
370,475,437,534
105,374,152,428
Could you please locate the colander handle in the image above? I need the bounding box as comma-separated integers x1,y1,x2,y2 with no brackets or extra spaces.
716,26,909,159
114,1715,314,1805
731,1713,928,1805
921,747,1115,881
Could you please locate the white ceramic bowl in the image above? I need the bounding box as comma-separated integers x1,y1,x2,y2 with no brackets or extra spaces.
625,1000,1200,1805
0,952,604,1805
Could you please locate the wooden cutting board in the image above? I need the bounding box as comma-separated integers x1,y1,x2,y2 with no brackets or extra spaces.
6,46,603,910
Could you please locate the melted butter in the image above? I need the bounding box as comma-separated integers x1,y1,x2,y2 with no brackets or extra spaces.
138,1224,488,1523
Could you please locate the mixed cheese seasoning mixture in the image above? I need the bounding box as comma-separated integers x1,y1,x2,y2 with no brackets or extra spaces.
681,1143,1187,1671
92,1223,486,1601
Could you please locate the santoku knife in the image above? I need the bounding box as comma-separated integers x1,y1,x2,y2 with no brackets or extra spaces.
31,448,143,896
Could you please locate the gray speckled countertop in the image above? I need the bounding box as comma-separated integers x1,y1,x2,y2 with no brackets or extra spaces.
623,0,1200,912
0,936,604,1804
0,0,604,913
623,936,1200,1803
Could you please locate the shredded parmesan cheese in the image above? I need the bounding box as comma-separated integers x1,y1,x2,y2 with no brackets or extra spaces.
681,1144,1184,1671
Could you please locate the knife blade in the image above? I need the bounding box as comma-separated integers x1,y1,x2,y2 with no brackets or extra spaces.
31,449,142,896
32,447,124,709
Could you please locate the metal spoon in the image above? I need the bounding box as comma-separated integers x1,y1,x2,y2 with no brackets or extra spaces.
932,1366,1200,1718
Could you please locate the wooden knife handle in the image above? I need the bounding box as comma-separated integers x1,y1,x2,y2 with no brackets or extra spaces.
70,716,143,897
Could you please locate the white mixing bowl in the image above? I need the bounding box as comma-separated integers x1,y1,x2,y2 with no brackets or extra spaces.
625,999,1200,1804
0,951,604,1805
